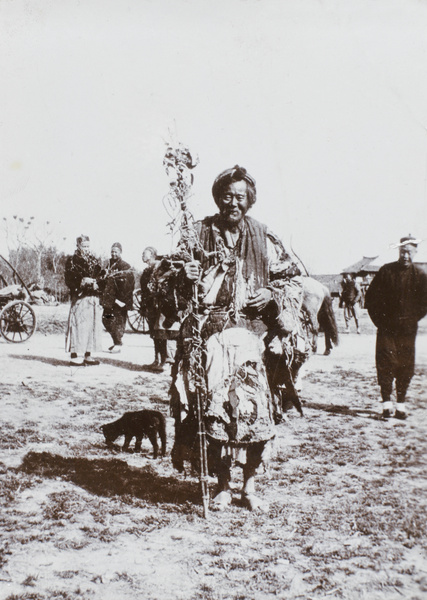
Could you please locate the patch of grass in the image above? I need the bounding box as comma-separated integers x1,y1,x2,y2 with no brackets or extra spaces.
6,594,45,600
2,331,427,600
55,571,79,580
0,464,36,504
22,574,38,587
112,571,134,584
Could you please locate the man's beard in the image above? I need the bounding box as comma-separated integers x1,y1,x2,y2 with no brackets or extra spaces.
221,208,245,226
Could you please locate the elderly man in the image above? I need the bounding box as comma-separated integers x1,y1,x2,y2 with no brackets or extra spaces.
102,243,135,353
365,235,427,420
169,165,304,511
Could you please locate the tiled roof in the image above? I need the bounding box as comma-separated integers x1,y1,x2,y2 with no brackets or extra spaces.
341,256,378,274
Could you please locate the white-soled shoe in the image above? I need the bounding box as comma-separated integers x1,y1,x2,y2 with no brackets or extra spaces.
70,356,84,366
382,400,394,419
109,345,122,354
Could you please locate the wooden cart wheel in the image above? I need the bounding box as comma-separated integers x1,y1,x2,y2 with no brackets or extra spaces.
0,300,37,343
127,290,149,333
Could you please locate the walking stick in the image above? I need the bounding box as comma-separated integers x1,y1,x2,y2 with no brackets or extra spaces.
191,285,210,518
163,144,209,518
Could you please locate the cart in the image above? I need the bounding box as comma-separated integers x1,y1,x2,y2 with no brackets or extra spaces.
127,289,149,333
0,255,37,343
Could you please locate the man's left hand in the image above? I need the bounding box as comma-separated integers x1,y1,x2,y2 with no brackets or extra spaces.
245,288,272,312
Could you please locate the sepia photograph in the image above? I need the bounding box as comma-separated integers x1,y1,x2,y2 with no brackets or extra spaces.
1,1,427,599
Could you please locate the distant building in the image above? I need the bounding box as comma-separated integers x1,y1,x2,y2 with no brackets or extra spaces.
311,251,427,305
341,256,379,277
341,255,427,276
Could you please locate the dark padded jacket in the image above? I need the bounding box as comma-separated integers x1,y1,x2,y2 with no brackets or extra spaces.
365,261,427,334
102,258,135,311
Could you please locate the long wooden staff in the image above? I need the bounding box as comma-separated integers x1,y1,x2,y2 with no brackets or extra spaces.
163,144,209,518
188,245,210,519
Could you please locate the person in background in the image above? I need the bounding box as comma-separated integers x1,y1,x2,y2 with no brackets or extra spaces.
365,235,427,420
65,235,103,366
339,273,361,334
102,242,135,353
139,246,169,369
359,274,373,308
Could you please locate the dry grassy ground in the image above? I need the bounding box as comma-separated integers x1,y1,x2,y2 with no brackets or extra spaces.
0,305,426,600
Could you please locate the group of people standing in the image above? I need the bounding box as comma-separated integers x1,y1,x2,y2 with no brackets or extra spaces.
64,237,177,369
64,238,134,366
63,164,427,512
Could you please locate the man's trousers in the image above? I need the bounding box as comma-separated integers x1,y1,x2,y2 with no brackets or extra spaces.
375,329,416,402
103,305,128,346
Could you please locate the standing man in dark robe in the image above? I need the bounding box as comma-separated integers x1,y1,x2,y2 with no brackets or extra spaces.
365,235,427,420
102,243,135,353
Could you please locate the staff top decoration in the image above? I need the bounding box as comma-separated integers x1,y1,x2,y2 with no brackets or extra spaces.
162,143,200,254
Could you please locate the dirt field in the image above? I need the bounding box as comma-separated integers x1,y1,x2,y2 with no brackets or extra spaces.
0,305,426,600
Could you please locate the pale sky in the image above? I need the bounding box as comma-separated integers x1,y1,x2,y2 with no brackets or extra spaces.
1,0,427,273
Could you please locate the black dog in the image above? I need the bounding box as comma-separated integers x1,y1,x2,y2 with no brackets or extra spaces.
101,410,166,458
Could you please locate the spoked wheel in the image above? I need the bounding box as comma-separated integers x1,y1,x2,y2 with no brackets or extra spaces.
127,289,149,333
0,300,37,343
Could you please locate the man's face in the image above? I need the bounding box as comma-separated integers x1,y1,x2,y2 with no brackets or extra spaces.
111,247,121,261
218,180,250,227
399,244,417,267
78,240,90,255
142,250,154,265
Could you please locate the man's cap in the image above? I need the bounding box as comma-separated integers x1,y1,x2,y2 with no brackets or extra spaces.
111,242,122,252
390,234,422,249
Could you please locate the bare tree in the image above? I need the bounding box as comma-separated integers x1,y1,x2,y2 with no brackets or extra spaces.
2,216,67,288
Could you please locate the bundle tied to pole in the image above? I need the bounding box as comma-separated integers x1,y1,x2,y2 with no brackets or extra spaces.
162,143,210,518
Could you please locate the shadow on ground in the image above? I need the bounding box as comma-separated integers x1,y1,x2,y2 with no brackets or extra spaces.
13,354,71,368
300,401,377,419
12,354,168,373
18,451,200,506
101,357,171,373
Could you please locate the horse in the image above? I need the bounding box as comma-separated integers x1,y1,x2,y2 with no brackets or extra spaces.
302,276,339,356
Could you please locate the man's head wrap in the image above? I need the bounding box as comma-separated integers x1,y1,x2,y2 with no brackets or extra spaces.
212,165,257,208
111,242,122,252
